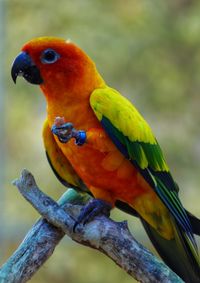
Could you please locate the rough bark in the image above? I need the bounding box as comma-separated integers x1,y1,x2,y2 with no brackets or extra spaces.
0,169,183,283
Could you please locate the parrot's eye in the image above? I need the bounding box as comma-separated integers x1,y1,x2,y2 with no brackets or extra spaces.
41,49,60,64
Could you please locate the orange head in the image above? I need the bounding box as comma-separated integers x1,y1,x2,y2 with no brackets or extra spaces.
11,37,105,99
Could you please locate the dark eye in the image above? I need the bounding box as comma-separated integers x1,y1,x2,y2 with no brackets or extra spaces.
41,49,60,64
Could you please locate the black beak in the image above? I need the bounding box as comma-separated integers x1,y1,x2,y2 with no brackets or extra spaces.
11,51,43,85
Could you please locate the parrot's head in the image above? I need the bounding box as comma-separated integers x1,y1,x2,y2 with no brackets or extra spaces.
11,37,104,98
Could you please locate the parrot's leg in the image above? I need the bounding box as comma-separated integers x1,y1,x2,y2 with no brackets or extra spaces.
73,199,112,231
51,117,86,145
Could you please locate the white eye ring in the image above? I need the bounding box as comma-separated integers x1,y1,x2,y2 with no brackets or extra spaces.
41,49,60,64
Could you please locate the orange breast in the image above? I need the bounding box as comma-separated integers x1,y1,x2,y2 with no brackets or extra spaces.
56,132,151,204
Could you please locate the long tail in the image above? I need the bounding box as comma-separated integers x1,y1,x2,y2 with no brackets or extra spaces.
116,201,200,282
141,217,200,283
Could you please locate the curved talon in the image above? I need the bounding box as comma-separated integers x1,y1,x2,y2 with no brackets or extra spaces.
51,123,74,143
73,199,112,232
51,121,86,145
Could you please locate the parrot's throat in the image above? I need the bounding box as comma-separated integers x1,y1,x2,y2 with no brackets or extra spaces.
40,69,105,130
41,85,101,131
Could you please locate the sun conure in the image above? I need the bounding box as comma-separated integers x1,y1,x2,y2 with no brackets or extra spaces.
11,37,200,282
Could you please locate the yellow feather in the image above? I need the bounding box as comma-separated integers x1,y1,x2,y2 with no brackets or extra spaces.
90,86,156,144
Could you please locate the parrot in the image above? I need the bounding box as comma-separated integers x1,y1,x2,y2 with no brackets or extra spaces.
11,36,200,282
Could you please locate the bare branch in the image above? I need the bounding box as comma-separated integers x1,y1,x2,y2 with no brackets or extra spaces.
0,169,183,283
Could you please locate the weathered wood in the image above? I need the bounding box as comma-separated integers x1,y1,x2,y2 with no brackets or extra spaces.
0,169,183,283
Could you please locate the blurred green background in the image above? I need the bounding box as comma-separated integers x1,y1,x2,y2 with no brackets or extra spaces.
1,0,200,282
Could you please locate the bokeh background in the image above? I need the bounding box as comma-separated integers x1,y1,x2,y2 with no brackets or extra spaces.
1,0,200,282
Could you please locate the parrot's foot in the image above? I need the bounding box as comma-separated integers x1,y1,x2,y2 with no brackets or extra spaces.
73,199,112,231
51,117,86,145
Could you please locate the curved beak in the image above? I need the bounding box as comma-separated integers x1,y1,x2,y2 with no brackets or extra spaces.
11,52,43,85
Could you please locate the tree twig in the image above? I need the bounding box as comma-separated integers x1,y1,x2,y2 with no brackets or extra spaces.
0,169,183,283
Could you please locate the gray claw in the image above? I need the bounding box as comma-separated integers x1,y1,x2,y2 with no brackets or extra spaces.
51,123,74,143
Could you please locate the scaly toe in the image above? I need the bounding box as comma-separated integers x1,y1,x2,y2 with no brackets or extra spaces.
73,199,112,232
51,122,74,143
